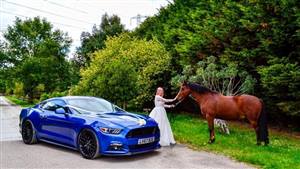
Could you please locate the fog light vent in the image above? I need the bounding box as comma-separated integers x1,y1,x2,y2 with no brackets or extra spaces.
109,142,123,151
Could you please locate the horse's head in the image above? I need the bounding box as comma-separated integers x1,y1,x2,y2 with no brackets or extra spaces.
175,81,192,101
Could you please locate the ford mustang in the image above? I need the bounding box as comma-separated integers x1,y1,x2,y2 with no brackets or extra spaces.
19,96,160,159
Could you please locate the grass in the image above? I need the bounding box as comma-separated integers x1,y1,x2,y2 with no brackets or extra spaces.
167,113,300,169
5,95,35,107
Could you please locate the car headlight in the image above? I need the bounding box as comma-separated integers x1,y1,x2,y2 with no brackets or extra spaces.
100,127,122,134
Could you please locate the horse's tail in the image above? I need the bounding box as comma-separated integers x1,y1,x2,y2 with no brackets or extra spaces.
258,100,269,145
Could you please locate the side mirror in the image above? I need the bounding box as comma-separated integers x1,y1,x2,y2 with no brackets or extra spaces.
55,107,67,114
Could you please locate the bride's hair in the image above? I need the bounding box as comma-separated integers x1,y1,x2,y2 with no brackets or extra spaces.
156,87,164,96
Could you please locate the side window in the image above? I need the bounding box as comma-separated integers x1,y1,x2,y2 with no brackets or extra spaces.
41,100,66,111
114,105,125,112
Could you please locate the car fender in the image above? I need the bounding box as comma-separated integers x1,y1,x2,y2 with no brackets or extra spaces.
21,108,44,137
76,125,100,149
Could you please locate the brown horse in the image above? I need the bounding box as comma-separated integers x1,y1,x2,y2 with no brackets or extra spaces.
175,81,269,145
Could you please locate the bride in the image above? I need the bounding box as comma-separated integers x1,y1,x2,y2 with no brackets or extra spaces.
149,87,176,146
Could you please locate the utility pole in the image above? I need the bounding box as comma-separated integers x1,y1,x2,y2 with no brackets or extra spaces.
130,14,147,27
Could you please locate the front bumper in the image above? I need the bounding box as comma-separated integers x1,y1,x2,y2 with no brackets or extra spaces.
102,143,161,156
98,132,160,156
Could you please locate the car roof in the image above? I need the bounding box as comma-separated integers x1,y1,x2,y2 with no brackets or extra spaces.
46,96,104,102
62,96,100,100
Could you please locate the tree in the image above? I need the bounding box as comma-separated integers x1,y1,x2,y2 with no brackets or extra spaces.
70,33,171,109
0,42,8,93
135,0,299,70
3,17,73,101
0,42,8,68
134,0,300,122
258,58,300,117
0,41,17,94
172,56,256,96
74,13,126,67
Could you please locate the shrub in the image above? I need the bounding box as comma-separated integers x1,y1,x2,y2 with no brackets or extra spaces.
172,56,256,96
70,33,171,109
13,82,24,98
258,58,300,117
33,84,45,99
39,91,68,101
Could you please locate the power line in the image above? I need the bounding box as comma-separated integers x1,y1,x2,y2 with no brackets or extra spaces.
2,0,94,25
0,10,87,30
44,0,88,14
0,10,28,18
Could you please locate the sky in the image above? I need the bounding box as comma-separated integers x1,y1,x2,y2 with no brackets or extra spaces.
0,0,170,56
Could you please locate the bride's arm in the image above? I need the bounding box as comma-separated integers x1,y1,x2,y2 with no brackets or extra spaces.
164,104,175,108
156,95,177,103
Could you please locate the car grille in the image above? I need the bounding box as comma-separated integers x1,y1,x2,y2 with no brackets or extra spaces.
126,126,159,138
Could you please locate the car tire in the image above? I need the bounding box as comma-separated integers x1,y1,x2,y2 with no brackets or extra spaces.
78,129,100,159
21,120,37,144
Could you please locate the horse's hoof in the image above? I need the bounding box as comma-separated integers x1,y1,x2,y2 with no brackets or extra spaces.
265,139,269,145
208,138,215,144
264,141,269,146
256,142,261,146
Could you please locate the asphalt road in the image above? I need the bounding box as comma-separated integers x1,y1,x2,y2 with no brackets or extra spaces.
0,96,253,169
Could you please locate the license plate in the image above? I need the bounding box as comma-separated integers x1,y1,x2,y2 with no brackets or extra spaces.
138,137,155,145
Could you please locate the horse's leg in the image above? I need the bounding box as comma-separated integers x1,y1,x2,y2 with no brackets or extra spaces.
207,115,215,144
250,121,261,145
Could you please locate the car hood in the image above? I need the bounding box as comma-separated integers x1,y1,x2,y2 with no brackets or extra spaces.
79,111,156,129
99,112,151,127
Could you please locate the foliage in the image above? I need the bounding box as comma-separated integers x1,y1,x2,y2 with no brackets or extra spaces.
5,95,35,107
2,17,74,102
135,0,299,67
71,33,171,109
4,17,71,66
0,69,7,93
0,78,5,93
0,42,9,93
33,84,45,99
74,13,126,67
5,87,13,96
169,113,300,169
0,42,9,68
39,91,68,101
13,82,24,98
172,56,256,95
258,58,300,116
258,58,300,99
134,0,300,119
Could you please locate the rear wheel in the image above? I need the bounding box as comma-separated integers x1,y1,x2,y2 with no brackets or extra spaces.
78,129,100,159
21,120,37,144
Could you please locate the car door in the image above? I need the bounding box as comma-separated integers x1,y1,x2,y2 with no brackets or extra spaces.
40,99,78,147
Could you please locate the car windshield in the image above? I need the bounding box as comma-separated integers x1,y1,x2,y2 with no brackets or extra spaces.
65,97,114,114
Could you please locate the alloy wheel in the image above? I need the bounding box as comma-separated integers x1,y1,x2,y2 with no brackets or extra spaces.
78,129,99,159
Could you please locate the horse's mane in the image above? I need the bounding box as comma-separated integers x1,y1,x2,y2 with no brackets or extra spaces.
186,82,218,94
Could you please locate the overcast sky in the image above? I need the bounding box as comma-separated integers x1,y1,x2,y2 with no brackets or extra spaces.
0,0,170,55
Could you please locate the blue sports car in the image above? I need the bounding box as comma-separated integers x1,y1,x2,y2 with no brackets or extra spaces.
19,96,160,159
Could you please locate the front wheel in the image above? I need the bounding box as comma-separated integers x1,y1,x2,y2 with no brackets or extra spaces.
21,120,37,144
78,129,100,159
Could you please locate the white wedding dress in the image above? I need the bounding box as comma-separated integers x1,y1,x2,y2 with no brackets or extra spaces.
149,95,176,146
